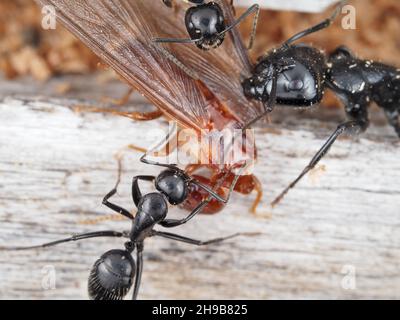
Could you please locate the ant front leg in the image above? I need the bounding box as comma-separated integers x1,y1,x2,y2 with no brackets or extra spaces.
159,197,212,228
281,0,347,49
102,159,134,220
131,175,156,207
102,188,134,220
218,4,260,50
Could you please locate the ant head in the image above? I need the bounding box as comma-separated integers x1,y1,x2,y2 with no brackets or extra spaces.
155,169,189,205
88,249,135,300
185,2,225,50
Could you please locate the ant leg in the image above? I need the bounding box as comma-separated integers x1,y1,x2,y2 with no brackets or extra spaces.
152,230,259,246
0,231,127,251
209,164,249,205
139,123,180,170
218,4,260,50
159,165,248,227
153,45,199,80
102,158,134,220
140,153,178,171
384,109,400,137
131,243,144,300
159,198,211,228
102,189,134,220
281,0,347,49
208,167,264,215
189,179,231,203
271,119,365,207
131,175,156,207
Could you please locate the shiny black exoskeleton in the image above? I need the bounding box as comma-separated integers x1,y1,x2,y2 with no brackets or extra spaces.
243,44,327,108
2,161,239,300
327,46,400,136
155,0,259,51
241,0,400,205
243,44,400,136
185,1,226,50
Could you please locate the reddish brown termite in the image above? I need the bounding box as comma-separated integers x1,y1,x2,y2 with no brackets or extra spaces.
34,0,267,215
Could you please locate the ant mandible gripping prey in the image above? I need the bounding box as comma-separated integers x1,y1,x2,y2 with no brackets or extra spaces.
241,0,400,205
0,156,250,300
156,0,260,50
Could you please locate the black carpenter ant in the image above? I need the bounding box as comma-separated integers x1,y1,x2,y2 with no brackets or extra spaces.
241,0,400,205
155,0,260,50
1,155,249,300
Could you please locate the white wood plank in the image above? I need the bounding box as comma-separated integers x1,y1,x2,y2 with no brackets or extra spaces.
0,77,399,299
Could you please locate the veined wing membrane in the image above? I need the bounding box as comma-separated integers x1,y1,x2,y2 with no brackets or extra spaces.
154,0,264,123
35,0,263,128
36,0,211,130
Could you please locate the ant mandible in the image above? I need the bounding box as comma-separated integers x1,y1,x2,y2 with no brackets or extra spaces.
241,0,400,205
156,0,260,50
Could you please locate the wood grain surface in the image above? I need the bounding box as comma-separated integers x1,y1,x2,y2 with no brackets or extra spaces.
0,75,399,300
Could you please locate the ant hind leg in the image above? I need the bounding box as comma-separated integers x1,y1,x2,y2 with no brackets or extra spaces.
271,115,367,207
0,231,127,251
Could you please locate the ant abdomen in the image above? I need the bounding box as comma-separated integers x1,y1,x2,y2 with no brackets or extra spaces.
88,249,135,300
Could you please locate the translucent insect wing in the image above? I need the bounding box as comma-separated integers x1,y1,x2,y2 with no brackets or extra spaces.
35,0,213,130
157,0,264,123
35,0,263,128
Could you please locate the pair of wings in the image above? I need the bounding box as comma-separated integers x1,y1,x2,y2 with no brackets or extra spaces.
36,0,264,130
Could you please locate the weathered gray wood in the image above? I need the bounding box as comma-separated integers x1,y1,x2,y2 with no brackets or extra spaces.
0,75,399,300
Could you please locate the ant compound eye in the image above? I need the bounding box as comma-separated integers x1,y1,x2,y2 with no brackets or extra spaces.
88,249,135,300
